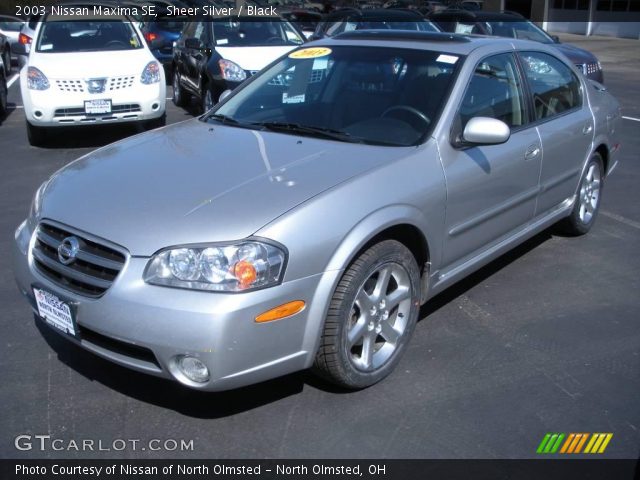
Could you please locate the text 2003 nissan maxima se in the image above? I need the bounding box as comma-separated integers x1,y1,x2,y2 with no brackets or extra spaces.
14,32,621,391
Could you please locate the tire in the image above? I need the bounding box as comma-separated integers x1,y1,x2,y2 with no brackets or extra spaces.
201,86,214,114
172,70,188,108
558,152,604,236
2,49,10,75
313,240,421,389
0,72,7,119
26,121,48,147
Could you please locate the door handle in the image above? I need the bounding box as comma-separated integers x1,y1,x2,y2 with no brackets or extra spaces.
583,123,593,135
524,145,540,161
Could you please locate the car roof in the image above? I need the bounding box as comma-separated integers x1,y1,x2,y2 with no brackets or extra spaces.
318,30,551,56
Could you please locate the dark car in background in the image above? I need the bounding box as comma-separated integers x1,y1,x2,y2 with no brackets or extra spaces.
312,8,440,39
428,9,604,82
0,32,10,74
0,51,7,118
172,17,305,112
0,15,25,67
141,17,188,77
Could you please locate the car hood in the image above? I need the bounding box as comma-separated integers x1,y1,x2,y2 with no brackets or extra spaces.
552,42,598,64
29,49,153,78
40,120,415,256
215,46,296,71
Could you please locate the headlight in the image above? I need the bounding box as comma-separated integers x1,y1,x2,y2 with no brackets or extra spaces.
144,241,286,292
140,61,161,84
27,67,50,90
218,59,246,82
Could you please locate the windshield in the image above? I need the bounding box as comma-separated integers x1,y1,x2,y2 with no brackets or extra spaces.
0,18,24,32
486,21,554,44
208,46,461,146
212,20,304,47
36,19,143,53
327,20,439,36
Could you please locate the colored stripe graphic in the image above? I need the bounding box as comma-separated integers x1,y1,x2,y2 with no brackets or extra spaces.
585,433,613,454
539,433,613,454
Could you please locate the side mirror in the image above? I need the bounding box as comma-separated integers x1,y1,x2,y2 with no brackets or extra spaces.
184,37,202,50
12,42,27,56
460,117,510,146
218,89,232,102
551,35,560,43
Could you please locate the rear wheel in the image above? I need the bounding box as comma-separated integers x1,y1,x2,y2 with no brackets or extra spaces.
26,121,48,147
172,70,188,108
313,240,421,389
558,152,604,236
2,48,10,75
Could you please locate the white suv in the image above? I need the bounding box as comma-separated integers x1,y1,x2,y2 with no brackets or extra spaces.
18,13,166,146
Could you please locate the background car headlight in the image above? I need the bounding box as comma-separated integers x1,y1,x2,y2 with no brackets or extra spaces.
140,61,161,84
27,67,50,90
144,241,286,292
218,59,246,82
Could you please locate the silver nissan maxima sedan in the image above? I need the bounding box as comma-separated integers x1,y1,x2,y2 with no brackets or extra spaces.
13,31,621,391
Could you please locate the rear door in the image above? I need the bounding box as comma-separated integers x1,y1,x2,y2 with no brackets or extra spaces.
518,50,593,215
438,52,541,269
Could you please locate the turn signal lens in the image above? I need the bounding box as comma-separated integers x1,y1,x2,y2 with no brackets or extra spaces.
234,260,257,289
255,301,305,323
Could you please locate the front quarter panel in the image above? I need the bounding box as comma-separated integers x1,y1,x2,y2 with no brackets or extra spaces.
256,143,447,366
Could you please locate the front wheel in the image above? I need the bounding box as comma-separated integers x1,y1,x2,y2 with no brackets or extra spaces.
0,72,7,118
201,87,215,114
313,240,421,389
558,152,604,236
172,70,188,108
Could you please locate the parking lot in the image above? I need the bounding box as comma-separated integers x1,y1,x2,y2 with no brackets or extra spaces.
1,33,639,460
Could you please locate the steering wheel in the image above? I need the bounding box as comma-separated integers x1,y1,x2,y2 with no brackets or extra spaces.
105,40,128,48
381,105,430,127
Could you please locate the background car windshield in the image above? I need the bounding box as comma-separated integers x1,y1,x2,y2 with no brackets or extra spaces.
213,46,460,146
486,21,553,43
36,20,143,53
327,20,439,36
0,18,23,31
212,20,304,46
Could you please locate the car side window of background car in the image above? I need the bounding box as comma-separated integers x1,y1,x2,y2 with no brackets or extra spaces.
458,52,526,130
193,22,206,45
182,21,197,40
519,51,582,121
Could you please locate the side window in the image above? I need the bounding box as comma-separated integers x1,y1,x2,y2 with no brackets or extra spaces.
459,53,526,130
520,51,582,121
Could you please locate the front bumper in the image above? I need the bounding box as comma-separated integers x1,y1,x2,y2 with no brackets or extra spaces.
22,77,166,126
13,219,340,391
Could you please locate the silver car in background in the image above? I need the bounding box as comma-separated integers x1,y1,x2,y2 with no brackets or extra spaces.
13,31,621,391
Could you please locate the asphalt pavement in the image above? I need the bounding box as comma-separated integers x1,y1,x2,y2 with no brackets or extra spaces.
0,35,639,460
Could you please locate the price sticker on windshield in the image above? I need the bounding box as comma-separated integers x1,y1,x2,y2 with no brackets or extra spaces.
289,47,332,59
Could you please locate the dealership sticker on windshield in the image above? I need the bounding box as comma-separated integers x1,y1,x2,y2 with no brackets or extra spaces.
289,47,332,59
437,54,459,64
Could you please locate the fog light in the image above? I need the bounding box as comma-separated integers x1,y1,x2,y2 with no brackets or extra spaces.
152,103,159,110
34,110,43,118
177,355,209,383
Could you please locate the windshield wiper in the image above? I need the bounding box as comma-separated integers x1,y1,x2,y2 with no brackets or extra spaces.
253,122,362,143
205,113,241,124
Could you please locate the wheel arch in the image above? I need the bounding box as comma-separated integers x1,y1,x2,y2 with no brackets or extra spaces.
594,143,609,176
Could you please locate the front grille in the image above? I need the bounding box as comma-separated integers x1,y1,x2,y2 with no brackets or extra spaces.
108,76,135,91
577,62,600,76
32,222,126,298
54,104,141,118
54,75,136,93
55,79,85,93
